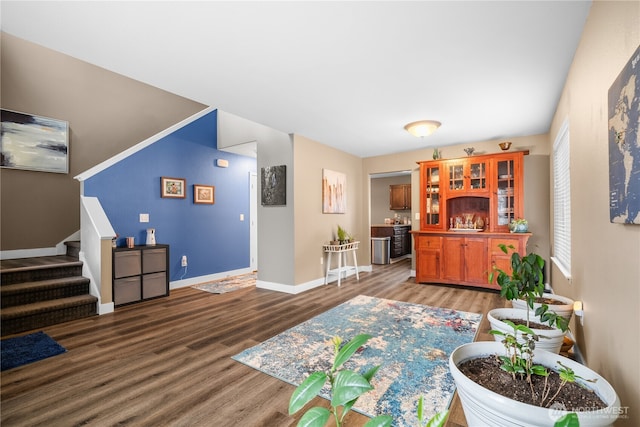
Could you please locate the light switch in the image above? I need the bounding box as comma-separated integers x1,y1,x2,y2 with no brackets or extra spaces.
240,214,244,221
140,213,149,223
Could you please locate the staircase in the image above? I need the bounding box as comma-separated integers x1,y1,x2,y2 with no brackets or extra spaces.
1,242,98,337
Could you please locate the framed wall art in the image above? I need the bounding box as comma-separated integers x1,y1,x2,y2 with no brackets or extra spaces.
161,177,186,198
608,44,640,224
194,184,215,204
261,165,286,206
0,109,69,174
322,168,346,214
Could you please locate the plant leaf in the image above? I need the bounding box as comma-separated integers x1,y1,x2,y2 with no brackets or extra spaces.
333,333,372,371
364,415,394,427
331,370,373,407
553,412,580,427
417,395,424,421
426,410,450,427
297,406,331,427
288,372,327,414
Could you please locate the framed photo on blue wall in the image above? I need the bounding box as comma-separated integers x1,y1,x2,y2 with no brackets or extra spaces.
0,109,69,174
161,177,186,198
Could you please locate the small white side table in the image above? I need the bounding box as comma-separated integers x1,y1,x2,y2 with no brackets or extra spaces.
323,241,360,287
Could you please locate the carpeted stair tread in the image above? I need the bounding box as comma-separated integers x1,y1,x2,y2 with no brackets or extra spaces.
0,255,82,271
1,295,98,319
1,276,90,295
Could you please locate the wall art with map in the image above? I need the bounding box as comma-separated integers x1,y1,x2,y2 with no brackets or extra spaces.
608,45,640,224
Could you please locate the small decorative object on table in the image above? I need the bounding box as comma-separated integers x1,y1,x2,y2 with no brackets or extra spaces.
463,147,475,156
509,218,528,233
499,141,512,151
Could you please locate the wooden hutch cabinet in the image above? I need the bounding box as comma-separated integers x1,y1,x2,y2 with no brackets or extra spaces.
412,151,530,290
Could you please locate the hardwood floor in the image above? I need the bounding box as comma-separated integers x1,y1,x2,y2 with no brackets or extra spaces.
1,259,508,427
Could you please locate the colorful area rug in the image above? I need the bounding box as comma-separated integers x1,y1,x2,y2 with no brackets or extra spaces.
232,295,482,426
1,331,67,371
192,272,256,294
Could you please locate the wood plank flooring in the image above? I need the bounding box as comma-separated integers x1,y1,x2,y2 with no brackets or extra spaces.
1,259,508,427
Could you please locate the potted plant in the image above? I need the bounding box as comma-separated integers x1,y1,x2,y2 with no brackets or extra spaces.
288,334,393,427
449,323,620,426
488,245,569,354
288,334,449,427
336,225,349,245
509,218,529,233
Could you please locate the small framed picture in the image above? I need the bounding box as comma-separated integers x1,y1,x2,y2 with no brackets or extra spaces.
161,177,186,198
194,184,215,204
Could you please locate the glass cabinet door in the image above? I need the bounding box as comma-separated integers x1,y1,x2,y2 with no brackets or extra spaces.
448,162,465,191
424,166,441,227
496,158,516,227
469,161,487,190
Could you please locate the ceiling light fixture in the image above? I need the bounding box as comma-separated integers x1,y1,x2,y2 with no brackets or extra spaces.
404,120,441,138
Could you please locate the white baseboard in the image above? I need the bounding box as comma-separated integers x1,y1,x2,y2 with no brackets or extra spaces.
256,266,372,294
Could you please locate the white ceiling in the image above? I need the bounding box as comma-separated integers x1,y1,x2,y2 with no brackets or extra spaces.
1,1,591,158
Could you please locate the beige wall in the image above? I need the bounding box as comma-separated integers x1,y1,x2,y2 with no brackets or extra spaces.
548,2,639,423
0,33,206,251
293,135,364,285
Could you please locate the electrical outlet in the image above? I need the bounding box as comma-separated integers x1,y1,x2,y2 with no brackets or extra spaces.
320,257,323,265
140,213,149,223
181,255,188,267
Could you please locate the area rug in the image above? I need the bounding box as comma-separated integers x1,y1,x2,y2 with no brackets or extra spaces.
192,272,256,294
1,331,67,371
232,294,482,426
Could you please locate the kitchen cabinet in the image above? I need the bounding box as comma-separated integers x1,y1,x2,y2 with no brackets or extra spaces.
412,150,529,289
390,184,411,210
371,225,411,258
113,244,169,307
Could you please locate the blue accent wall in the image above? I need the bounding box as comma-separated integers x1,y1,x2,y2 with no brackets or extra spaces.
84,110,256,281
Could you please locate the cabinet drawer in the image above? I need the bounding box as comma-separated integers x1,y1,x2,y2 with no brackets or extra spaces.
143,248,167,274
114,251,141,278
371,227,393,237
114,276,141,305
143,272,167,299
416,236,441,249
394,226,410,235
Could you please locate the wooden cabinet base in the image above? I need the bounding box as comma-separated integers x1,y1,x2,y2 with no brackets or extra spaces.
411,231,530,290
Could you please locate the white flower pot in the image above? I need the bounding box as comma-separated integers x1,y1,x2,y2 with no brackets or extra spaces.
449,341,620,427
488,308,565,354
511,293,574,322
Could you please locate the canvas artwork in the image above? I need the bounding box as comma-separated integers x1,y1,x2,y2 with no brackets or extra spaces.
322,169,346,213
0,109,69,174
608,44,640,224
261,165,286,206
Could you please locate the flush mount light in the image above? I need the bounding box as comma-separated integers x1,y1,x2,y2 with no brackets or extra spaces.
404,120,441,137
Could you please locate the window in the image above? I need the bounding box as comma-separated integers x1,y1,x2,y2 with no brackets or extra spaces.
552,119,571,279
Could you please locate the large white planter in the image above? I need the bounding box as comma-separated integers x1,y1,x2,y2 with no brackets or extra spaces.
488,308,565,354
449,341,620,427
511,292,575,322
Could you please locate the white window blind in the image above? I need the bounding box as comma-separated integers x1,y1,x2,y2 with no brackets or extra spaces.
552,119,571,279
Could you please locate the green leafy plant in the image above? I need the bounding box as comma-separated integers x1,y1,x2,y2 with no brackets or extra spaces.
416,396,449,427
489,244,569,332
337,225,349,244
554,413,580,427
491,321,595,407
288,334,393,427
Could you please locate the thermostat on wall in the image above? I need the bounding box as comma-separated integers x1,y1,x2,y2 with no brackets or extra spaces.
216,159,229,168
